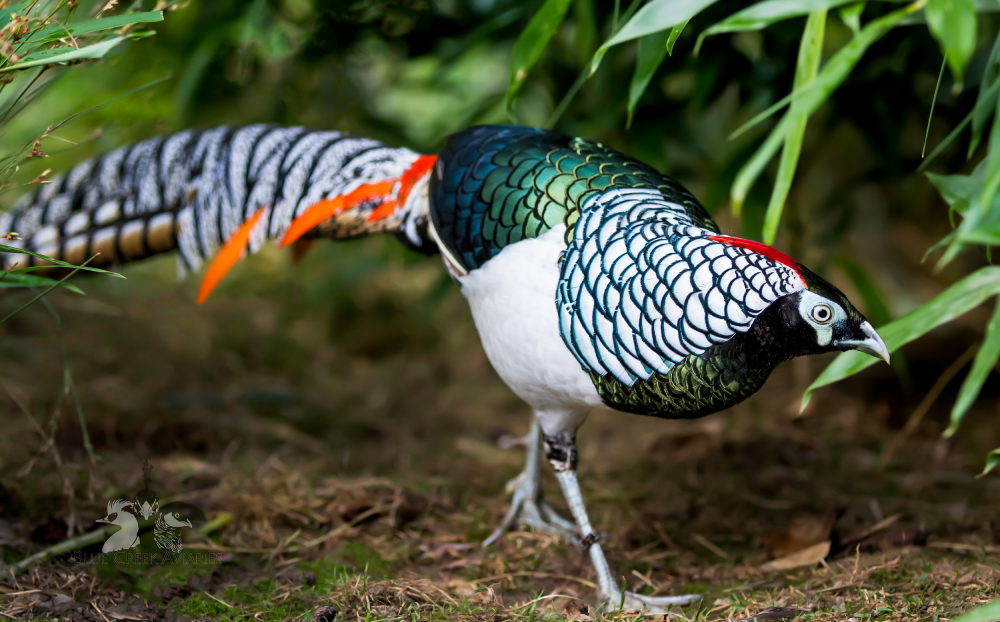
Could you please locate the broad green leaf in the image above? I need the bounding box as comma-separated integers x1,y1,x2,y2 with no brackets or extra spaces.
0,272,84,294
946,299,1000,436
762,10,826,243
900,0,1000,24
627,30,672,127
803,265,1000,410
0,243,125,277
506,0,574,110
595,0,717,70
969,31,1000,157
0,1,33,28
954,599,1000,622
0,36,126,73
15,46,76,65
732,1,921,215
23,11,163,45
983,449,1000,476
926,166,984,215
926,0,977,85
696,0,854,54
839,2,865,35
667,19,688,54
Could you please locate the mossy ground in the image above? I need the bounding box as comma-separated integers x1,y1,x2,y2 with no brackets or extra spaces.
0,242,998,620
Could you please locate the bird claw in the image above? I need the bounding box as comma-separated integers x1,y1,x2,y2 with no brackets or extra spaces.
483,494,577,546
600,590,701,614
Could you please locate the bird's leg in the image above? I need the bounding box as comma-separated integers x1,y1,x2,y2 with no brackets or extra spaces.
483,419,577,545
543,432,701,613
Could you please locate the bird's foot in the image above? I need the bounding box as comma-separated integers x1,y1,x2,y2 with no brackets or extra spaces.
600,590,701,614
483,473,577,546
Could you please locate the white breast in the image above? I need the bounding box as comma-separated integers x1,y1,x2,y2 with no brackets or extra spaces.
456,225,605,423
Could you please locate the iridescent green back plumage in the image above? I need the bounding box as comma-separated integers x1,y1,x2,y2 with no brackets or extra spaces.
429,125,717,271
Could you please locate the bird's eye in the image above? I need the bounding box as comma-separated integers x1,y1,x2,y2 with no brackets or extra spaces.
108,513,117,522
811,304,833,324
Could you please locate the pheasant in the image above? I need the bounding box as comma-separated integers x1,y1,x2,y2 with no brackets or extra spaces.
0,124,890,612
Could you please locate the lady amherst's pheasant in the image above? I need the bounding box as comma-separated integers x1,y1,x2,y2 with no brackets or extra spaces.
1,124,889,612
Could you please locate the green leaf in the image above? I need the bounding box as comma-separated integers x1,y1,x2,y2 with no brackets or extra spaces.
0,2,33,28
803,265,1000,410
983,450,1000,476
506,0,574,111
969,31,1000,157
926,168,983,215
953,599,1000,622
925,0,977,85
0,243,124,277
0,272,84,294
732,1,920,215
627,29,671,127
839,2,865,35
667,19,688,54
946,299,1000,436
762,10,826,243
23,11,163,45
0,36,126,73
696,0,855,54
982,94,1000,212
596,0,717,68
919,76,1000,172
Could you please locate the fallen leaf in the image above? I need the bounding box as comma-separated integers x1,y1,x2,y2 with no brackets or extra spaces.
759,540,830,571
761,512,839,558
564,600,593,622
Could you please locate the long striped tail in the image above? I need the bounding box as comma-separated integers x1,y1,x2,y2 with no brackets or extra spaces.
0,125,438,302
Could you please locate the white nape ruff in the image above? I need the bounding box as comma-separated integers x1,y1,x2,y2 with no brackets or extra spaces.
456,225,604,436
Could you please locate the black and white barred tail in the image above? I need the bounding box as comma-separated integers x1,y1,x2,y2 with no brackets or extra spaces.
0,125,436,279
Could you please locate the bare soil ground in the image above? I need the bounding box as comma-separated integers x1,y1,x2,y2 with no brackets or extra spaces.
0,242,998,621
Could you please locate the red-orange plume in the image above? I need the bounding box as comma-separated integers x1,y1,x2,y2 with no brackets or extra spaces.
367,154,437,223
279,181,395,248
198,207,267,304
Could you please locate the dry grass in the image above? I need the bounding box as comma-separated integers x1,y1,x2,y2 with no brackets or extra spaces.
0,241,998,621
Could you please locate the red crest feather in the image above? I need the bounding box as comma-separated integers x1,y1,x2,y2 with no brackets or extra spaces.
708,235,805,284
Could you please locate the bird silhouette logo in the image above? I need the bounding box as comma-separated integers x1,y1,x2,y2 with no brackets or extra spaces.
96,461,206,557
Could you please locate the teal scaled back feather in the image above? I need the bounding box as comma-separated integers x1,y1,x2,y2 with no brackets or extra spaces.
429,125,718,272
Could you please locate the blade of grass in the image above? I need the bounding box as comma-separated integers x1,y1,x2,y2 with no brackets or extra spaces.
0,243,123,276
0,272,84,294
922,56,947,158
22,10,162,45
969,31,1000,157
0,36,126,73
1,254,95,323
945,298,1000,436
762,9,826,243
627,28,672,128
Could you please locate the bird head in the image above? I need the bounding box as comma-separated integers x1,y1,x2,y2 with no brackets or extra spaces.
162,511,193,529
96,499,136,526
781,265,890,364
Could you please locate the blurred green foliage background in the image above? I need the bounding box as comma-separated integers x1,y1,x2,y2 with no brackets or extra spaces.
3,0,1000,465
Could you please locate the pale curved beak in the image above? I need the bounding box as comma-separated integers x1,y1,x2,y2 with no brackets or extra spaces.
838,321,890,364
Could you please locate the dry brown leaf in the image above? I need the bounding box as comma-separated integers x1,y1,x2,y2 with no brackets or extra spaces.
759,540,830,571
761,512,838,558
563,600,593,622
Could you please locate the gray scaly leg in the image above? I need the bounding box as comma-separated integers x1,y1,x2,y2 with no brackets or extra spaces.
483,419,577,545
543,432,701,613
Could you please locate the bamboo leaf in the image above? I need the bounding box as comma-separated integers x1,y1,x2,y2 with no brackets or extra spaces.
23,11,163,45
506,0,574,111
597,0,717,62
732,1,920,215
667,19,688,54
954,599,1000,622
0,36,126,73
627,29,671,127
983,449,1000,476
839,2,865,35
762,10,826,243
946,299,1000,436
982,94,1000,214
925,0,976,85
969,31,1000,157
803,265,1000,410
696,0,854,54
